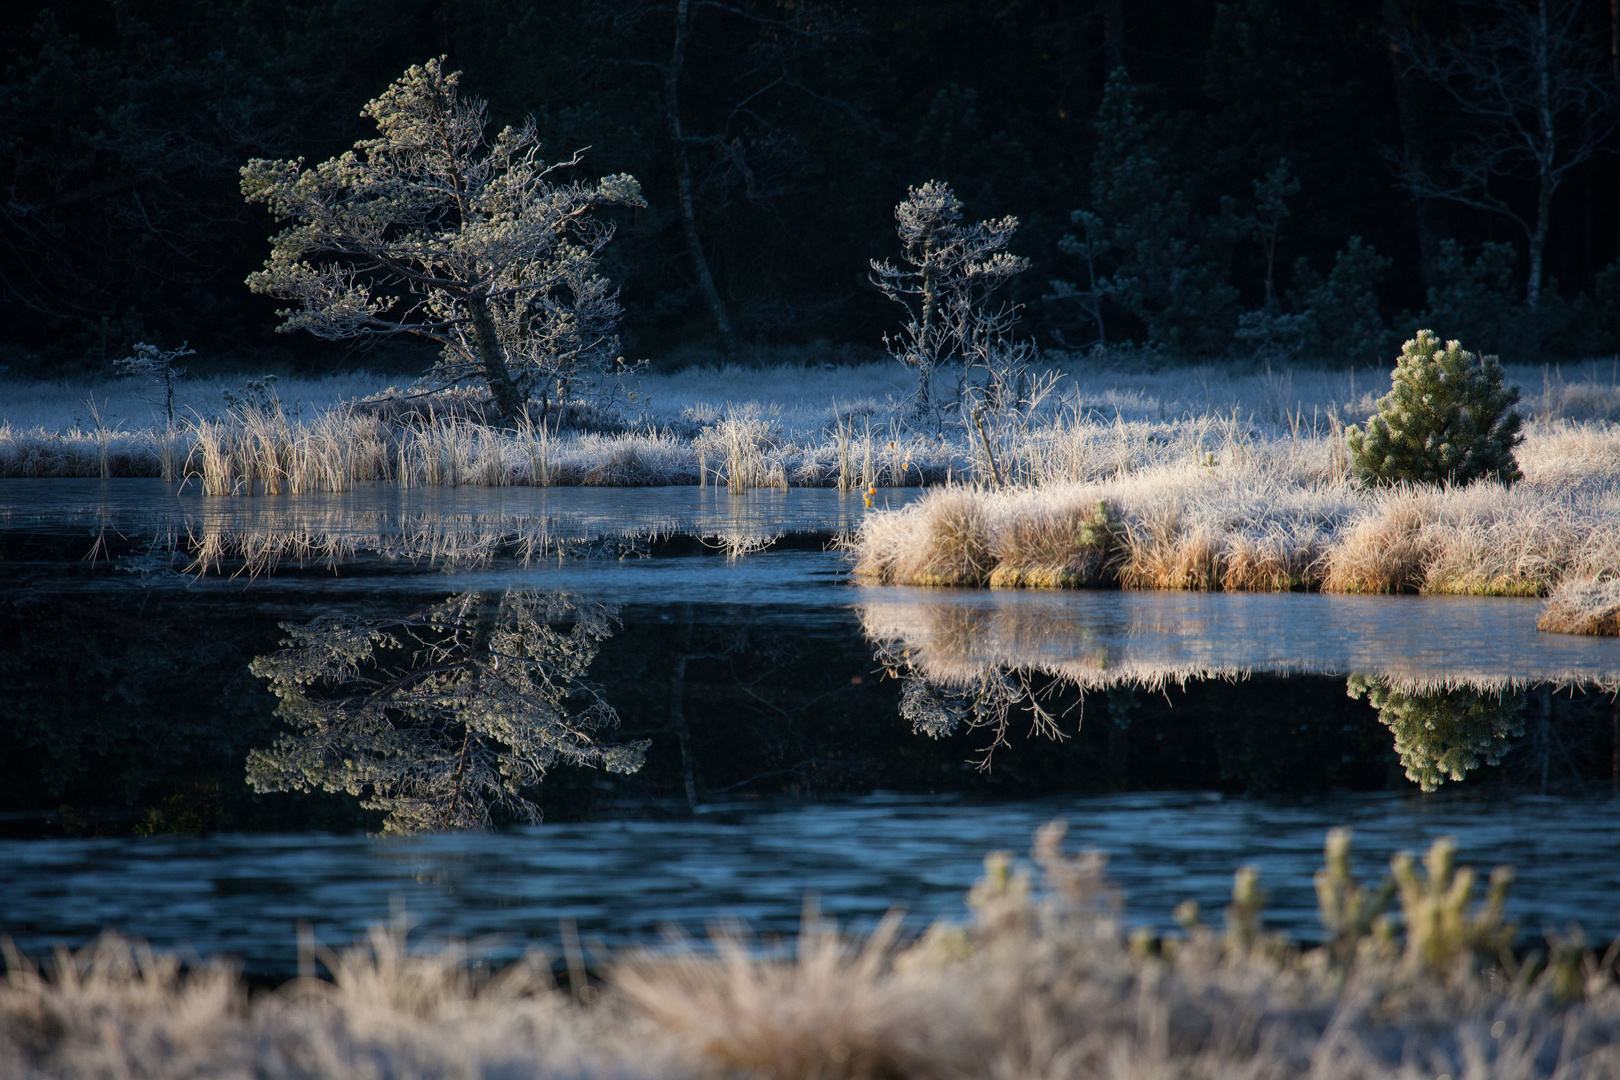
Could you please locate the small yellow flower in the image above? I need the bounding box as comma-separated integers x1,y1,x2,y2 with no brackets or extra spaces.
863,482,877,508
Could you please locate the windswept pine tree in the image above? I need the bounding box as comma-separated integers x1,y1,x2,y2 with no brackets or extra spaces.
240,59,645,424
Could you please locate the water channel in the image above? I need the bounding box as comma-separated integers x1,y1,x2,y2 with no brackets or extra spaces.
2,480,1618,979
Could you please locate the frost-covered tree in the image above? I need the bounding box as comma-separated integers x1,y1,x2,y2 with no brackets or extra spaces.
870,180,1029,415
1345,329,1523,486
1348,675,1524,792
240,59,645,424
247,591,645,834
114,341,193,429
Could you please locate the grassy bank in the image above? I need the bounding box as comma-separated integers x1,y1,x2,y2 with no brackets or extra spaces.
850,421,1620,606
3,359,1617,492
6,826,1620,1079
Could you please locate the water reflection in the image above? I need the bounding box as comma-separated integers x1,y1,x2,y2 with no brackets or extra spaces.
855,589,1620,691
1346,676,1526,792
860,591,1618,788
247,591,645,833
0,480,912,574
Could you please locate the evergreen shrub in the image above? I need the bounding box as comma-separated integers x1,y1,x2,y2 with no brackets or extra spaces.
1345,329,1523,487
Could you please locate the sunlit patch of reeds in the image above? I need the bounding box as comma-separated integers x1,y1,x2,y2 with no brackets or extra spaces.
10,826,1620,1079
851,421,1620,620
188,404,393,495
1539,576,1620,636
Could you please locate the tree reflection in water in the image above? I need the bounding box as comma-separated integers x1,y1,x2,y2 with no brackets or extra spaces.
247,592,645,833
1346,676,1525,792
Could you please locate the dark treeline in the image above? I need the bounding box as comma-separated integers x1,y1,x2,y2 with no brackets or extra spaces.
4,0,1620,375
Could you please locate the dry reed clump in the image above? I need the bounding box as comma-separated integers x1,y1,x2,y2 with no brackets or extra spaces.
852,465,1356,593
987,500,1116,588
853,485,997,585
1538,577,1620,636
852,421,1620,600
1322,482,1620,597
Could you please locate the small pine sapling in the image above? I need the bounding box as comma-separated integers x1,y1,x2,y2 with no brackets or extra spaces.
1345,329,1523,486
870,180,1028,418
114,341,194,429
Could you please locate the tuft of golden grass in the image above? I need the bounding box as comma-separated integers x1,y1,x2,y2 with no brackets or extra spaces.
1539,576,1620,636
854,485,996,586
987,500,1114,588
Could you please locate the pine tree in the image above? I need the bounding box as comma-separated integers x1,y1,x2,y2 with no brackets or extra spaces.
1345,329,1523,486
240,59,644,424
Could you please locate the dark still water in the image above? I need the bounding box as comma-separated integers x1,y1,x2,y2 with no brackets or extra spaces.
2,481,1618,979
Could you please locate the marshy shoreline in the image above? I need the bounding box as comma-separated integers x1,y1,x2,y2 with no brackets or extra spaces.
5,358,1620,627
7,824,1620,1080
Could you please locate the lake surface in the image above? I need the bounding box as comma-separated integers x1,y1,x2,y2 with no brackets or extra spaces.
2,481,1618,979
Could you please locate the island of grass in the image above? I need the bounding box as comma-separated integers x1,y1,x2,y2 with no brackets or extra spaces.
849,335,1620,637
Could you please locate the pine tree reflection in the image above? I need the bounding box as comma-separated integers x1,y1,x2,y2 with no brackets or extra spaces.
247,592,645,833
1347,676,1525,792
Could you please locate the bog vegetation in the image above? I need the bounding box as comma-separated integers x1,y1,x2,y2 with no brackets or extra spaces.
0,58,1617,632
7,824,1620,1078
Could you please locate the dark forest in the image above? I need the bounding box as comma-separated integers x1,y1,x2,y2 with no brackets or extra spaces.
5,0,1620,374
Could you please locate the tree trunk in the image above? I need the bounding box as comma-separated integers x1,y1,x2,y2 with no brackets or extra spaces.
1529,164,1552,304
1528,0,1554,304
466,294,523,422
667,0,739,355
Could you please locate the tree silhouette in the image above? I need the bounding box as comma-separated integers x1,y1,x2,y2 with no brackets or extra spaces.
1395,0,1620,304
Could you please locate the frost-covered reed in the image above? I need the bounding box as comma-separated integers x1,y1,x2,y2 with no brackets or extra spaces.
851,420,1620,606
7,825,1620,1079
1539,577,1620,636
4,357,1615,490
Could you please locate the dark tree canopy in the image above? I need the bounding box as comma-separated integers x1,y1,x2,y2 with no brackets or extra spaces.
4,0,1620,371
